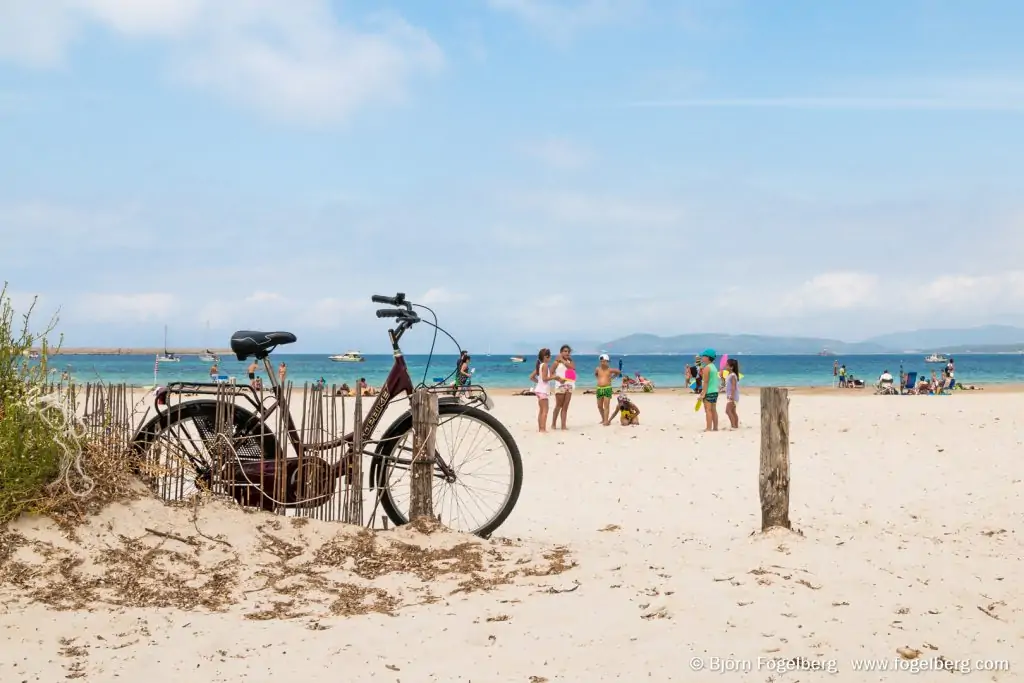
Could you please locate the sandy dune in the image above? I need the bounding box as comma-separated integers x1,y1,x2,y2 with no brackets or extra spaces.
1,390,1022,682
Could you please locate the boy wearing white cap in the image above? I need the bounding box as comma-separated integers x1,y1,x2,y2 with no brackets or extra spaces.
594,354,622,425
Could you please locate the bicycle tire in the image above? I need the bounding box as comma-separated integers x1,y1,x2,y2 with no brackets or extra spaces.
132,400,277,500
370,402,523,538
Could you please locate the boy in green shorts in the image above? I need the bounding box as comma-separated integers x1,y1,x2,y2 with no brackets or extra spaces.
595,354,622,425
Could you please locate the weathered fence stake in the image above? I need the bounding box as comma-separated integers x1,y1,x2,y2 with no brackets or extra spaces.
759,387,791,531
348,389,364,526
410,388,438,522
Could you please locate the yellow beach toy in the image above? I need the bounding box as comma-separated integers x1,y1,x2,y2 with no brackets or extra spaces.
694,397,703,412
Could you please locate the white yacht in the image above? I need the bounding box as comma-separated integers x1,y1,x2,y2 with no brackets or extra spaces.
157,325,180,362
198,322,219,362
924,353,949,363
510,356,525,364
329,351,365,363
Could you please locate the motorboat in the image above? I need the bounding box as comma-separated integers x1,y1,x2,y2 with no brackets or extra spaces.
924,353,948,363
329,351,365,362
510,356,525,363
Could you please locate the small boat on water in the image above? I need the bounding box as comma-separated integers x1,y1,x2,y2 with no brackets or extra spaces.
817,348,836,356
157,325,180,362
27,350,40,360
924,353,949,363
329,351,365,362
510,356,525,364
198,323,219,362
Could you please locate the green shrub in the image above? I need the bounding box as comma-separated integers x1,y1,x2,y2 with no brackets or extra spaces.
0,282,67,523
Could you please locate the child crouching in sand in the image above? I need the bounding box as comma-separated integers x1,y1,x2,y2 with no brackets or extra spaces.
724,358,740,428
617,393,640,425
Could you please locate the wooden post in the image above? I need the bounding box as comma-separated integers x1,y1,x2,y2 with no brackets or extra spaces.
410,388,438,522
759,387,791,531
348,389,364,526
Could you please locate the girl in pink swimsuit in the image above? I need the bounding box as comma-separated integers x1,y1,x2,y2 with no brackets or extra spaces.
550,344,575,430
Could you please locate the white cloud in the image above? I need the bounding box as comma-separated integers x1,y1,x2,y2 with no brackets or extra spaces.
715,270,1024,328
488,0,640,43
244,291,286,305
522,137,592,170
2,287,54,320
0,0,76,67
625,96,1024,112
420,287,468,305
0,0,443,124
297,297,369,329
780,272,882,314
510,191,685,226
627,75,1024,113
73,292,178,323
913,271,1024,310
0,202,142,245
194,292,368,333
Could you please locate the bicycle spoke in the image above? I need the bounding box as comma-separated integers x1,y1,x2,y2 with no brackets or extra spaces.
381,408,516,535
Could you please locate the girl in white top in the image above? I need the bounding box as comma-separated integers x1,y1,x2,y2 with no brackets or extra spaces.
724,358,741,429
529,348,555,432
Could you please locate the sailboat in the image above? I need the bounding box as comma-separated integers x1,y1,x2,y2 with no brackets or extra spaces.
198,321,219,363
156,325,179,363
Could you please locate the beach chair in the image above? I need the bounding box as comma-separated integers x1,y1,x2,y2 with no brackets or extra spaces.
900,372,917,394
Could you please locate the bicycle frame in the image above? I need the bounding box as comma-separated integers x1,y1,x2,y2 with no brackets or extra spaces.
145,318,489,461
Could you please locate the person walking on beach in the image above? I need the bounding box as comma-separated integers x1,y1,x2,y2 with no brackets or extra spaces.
594,354,622,426
550,344,575,430
724,358,741,428
247,360,258,386
833,360,839,388
699,348,720,432
209,363,218,379
529,348,555,432
278,362,287,385
838,363,847,388
454,352,472,397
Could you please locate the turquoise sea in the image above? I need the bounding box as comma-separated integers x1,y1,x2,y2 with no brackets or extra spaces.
43,353,1024,389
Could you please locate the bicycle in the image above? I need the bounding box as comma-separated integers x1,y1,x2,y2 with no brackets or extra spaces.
130,292,524,538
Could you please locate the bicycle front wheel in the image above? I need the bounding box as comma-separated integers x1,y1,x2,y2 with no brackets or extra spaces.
371,403,523,538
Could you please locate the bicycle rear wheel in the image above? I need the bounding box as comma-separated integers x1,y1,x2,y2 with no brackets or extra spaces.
371,403,523,538
132,401,276,502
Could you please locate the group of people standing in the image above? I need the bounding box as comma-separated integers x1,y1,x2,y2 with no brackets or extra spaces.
527,345,732,432
688,349,741,432
529,345,578,432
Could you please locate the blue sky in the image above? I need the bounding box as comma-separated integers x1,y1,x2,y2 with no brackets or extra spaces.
2,0,1023,353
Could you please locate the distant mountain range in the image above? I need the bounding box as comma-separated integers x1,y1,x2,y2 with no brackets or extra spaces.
513,325,1024,355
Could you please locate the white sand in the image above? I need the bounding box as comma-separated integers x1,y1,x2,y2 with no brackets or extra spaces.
1,391,1022,682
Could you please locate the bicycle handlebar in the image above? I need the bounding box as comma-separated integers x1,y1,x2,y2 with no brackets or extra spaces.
376,308,420,322
371,292,406,306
